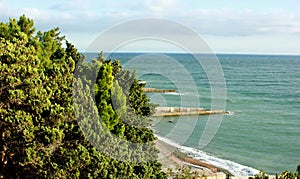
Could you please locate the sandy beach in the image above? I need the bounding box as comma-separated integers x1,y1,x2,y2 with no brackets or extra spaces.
155,139,229,178
155,139,278,179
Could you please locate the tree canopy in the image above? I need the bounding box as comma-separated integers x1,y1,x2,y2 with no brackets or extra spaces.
0,15,166,178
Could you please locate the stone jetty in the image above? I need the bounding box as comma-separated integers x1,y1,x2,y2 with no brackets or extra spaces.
143,88,176,93
153,107,228,117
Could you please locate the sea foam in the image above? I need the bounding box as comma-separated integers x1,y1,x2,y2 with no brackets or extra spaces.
164,92,185,96
157,135,259,176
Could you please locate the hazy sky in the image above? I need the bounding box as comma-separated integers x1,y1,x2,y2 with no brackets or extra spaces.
1,0,300,54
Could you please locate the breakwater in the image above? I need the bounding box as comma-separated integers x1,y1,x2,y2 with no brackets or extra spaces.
143,88,176,93
153,107,228,117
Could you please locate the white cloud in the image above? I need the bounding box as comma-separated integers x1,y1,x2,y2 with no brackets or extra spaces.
0,0,299,53
0,0,4,9
49,0,93,11
203,34,300,55
91,1,300,36
180,8,300,36
144,0,186,15
2,1,299,36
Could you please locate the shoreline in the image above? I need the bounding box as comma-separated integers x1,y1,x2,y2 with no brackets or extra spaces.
155,139,231,178
154,136,268,178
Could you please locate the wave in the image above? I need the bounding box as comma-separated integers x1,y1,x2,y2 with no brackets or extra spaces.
164,92,185,96
156,135,259,176
226,111,234,115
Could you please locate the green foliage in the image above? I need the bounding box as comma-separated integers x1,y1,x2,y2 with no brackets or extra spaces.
249,170,269,179
0,15,166,178
0,15,77,178
297,164,300,179
129,79,156,117
112,65,157,144
95,61,121,131
273,165,300,179
279,171,296,179
167,166,204,179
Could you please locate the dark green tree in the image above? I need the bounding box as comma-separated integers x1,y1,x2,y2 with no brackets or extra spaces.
0,15,166,178
0,15,77,177
95,61,118,130
297,164,300,179
280,171,295,179
250,170,269,179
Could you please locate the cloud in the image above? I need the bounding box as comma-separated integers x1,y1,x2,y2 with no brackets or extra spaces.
176,8,300,36
1,1,299,36
0,0,4,9
87,1,300,36
203,33,300,55
0,0,299,53
49,0,93,11
143,0,187,15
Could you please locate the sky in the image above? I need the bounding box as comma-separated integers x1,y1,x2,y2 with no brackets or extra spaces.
0,0,300,54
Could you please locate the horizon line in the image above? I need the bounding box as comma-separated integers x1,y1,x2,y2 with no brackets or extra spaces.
81,51,300,56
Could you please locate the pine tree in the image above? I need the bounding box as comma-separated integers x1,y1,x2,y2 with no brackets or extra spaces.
297,164,300,179
0,15,167,178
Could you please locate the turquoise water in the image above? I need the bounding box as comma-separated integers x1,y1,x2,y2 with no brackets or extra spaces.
85,52,300,174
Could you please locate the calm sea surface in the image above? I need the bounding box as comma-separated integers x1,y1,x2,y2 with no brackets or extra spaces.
85,52,300,174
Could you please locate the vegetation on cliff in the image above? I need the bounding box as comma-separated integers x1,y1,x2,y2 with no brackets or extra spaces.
0,15,166,178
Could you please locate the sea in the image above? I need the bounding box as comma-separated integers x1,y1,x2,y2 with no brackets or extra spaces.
84,52,300,176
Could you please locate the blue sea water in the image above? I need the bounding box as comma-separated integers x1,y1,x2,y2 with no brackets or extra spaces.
84,52,300,175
